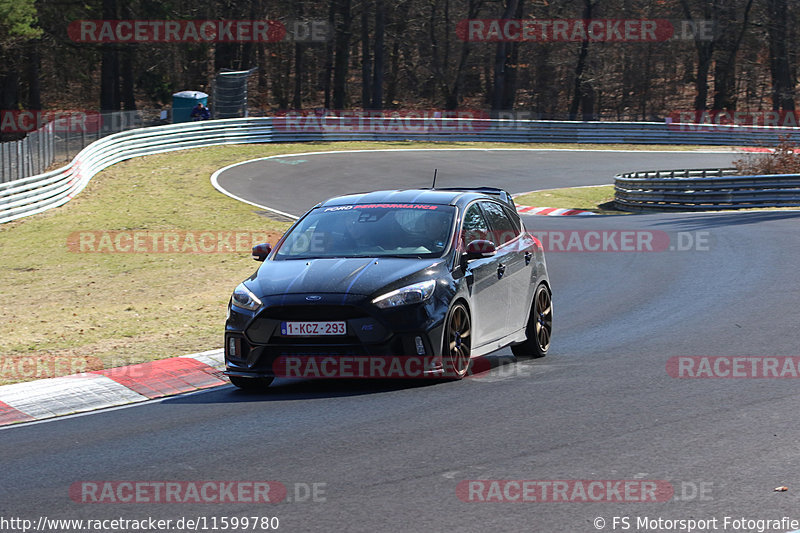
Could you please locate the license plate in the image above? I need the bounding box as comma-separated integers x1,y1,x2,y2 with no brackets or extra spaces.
280,321,347,336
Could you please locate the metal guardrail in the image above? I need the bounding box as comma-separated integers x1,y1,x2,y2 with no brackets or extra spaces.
0,110,162,185
614,168,800,211
4,116,800,223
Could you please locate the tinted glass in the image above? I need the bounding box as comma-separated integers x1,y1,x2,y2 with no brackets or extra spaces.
461,203,491,246
481,201,520,245
274,204,455,259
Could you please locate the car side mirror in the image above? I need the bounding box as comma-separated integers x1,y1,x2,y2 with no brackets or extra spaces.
252,243,272,262
463,239,496,261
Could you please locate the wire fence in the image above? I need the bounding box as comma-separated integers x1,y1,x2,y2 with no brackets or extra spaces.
0,110,167,184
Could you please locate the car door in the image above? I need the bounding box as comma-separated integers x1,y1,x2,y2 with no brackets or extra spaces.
479,201,534,336
459,202,511,345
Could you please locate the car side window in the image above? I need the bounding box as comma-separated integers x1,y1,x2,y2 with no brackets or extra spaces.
461,203,490,247
480,201,520,246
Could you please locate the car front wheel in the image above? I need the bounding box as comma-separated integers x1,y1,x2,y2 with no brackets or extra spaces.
511,283,552,359
443,301,472,379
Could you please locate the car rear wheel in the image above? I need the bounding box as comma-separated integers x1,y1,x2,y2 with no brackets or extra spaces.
444,302,472,379
229,376,275,391
511,283,552,359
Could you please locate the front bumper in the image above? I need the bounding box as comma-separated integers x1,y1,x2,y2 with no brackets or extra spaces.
224,293,448,379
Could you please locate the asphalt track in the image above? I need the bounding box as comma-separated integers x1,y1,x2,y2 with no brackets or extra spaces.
213,148,742,216
5,149,800,532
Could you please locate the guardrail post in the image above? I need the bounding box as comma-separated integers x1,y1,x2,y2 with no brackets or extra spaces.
25,137,31,178
36,130,42,175
50,121,55,167
16,140,22,180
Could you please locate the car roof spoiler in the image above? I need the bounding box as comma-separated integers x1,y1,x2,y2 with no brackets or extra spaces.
434,187,517,213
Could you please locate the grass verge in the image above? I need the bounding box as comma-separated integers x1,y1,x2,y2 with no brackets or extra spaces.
0,141,717,385
514,185,628,214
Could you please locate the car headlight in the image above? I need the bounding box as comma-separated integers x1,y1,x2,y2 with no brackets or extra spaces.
372,280,436,309
231,283,263,311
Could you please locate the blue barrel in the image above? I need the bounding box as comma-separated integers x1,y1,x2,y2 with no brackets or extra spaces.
172,91,209,123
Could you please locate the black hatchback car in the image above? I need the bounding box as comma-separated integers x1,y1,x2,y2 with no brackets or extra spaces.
224,188,552,389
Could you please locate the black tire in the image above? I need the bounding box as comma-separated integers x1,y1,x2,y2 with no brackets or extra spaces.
443,301,472,379
511,283,552,359
229,376,275,391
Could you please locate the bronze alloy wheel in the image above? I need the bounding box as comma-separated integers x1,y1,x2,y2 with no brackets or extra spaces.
444,302,471,378
512,283,552,359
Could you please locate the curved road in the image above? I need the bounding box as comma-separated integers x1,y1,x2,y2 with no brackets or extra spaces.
4,150,800,532
214,148,742,215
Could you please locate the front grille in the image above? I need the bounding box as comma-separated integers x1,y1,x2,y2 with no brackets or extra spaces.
270,335,359,345
265,345,371,357
258,305,369,321
233,336,411,374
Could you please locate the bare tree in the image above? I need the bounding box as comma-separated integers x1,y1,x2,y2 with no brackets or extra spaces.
332,0,353,109
568,0,596,120
371,0,385,108
429,0,484,110
767,0,796,111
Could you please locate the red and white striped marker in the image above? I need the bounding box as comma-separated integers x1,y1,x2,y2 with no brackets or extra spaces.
516,205,597,216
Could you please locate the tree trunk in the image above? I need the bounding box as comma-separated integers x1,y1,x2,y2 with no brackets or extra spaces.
429,0,481,110
27,41,41,111
679,0,714,112
490,0,518,112
501,0,525,110
332,0,353,109
385,0,409,108
712,0,754,110
119,0,135,111
767,0,796,111
292,0,306,109
120,49,136,111
568,0,594,120
386,41,400,108
100,0,120,111
695,43,713,111
323,0,337,108
360,8,372,108
371,0,385,109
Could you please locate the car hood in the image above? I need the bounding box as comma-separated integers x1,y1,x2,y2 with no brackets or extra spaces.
252,257,445,298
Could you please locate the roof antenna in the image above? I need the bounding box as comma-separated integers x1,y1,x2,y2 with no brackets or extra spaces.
431,169,438,189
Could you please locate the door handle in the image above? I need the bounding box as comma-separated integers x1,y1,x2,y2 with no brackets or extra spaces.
524,251,532,265
497,263,506,279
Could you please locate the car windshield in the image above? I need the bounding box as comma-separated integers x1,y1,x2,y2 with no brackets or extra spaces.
273,204,456,260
